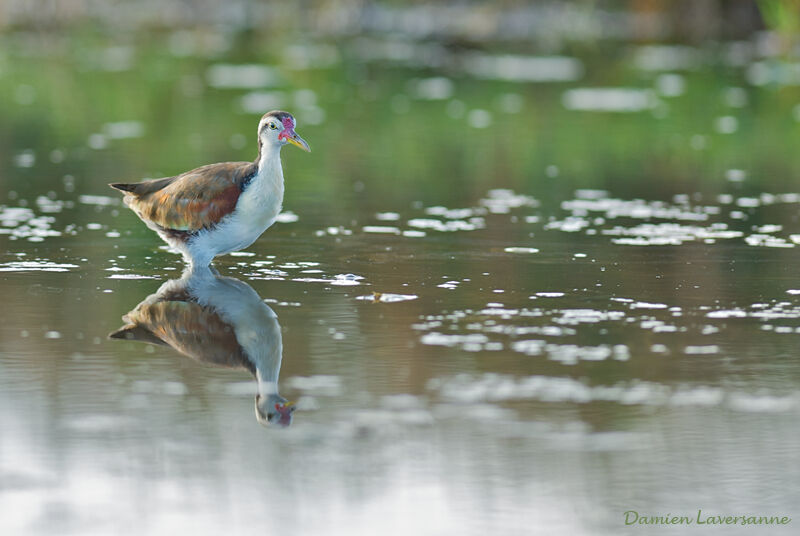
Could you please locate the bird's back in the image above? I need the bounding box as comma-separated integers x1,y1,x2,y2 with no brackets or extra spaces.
110,161,258,233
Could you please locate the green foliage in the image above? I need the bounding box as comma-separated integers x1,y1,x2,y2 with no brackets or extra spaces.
758,0,800,34
1,26,799,216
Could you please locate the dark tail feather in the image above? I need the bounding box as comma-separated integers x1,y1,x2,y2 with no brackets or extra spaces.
109,176,175,196
109,182,136,193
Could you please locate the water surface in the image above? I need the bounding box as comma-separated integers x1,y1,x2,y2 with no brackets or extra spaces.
1,25,800,535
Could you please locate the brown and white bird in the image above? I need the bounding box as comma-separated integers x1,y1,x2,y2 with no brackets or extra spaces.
110,111,310,267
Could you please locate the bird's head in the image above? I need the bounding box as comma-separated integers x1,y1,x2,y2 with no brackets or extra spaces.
257,111,310,154
255,393,296,428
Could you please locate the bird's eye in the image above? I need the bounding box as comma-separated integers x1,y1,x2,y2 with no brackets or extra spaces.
269,123,278,130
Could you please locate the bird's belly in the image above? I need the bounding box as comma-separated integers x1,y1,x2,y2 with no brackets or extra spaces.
187,170,283,264
199,213,274,253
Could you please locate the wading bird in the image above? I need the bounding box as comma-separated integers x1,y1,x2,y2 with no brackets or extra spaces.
110,111,310,267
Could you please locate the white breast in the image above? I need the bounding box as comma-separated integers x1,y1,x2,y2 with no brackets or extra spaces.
236,160,284,230
186,155,284,266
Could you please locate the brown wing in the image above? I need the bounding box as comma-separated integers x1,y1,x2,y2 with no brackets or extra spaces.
110,162,257,233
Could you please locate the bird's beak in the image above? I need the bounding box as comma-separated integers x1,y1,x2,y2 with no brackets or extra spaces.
275,401,296,415
285,131,311,152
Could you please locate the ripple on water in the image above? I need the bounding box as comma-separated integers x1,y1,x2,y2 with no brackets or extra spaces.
552,309,626,324
420,332,499,352
275,211,299,223
285,375,342,396
684,345,721,355
0,261,78,272
240,258,365,287
35,196,67,214
356,293,418,303
425,206,485,219
292,273,365,286
505,247,539,254
705,300,800,323
480,189,539,214
706,309,747,319
78,194,118,206
510,342,629,364
545,191,800,247
744,234,794,248
604,223,743,246
363,225,401,235
407,218,484,232
562,196,714,221
0,206,60,242
428,373,800,413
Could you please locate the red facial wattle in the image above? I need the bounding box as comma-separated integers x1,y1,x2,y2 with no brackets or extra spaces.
277,116,297,142
277,117,310,152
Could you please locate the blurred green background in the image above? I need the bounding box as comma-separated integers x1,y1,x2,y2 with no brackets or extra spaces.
1,0,799,215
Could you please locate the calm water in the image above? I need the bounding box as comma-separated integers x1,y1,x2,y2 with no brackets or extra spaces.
2,26,800,535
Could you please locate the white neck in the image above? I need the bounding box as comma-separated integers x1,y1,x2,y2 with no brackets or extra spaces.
255,146,284,197
257,143,283,173
228,143,285,235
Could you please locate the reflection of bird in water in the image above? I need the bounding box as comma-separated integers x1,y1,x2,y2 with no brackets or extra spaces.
109,267,295,427
109,111,310,267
